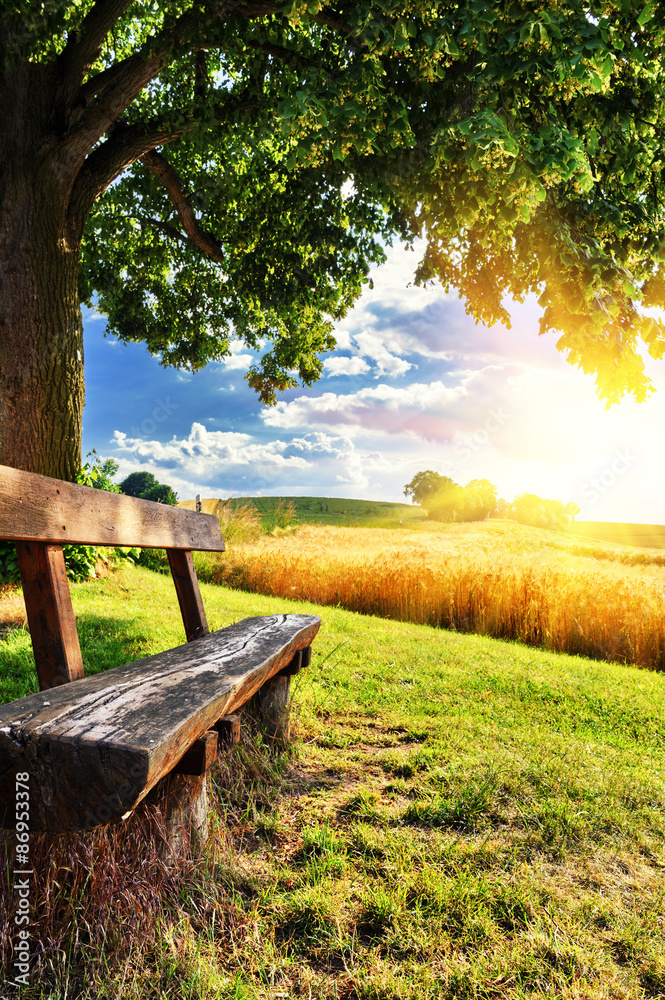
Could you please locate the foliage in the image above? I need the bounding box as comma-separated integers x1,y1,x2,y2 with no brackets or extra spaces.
403,471,456,505
5,1,665,414
462,478,499,521
0,539,132,585
119,472,158,498
0,456,135,584
425,480,464,522
565,501,582,521
508,492,575,531
77,451,121,492
426,477,498,522
140,483,178,506
0,542,19,583
120,471,177,504
136,548,169,574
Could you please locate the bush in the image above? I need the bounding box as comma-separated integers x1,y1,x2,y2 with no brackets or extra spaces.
119,471,178,505
136,548,169,574
140,484,178,505
0,541,137,584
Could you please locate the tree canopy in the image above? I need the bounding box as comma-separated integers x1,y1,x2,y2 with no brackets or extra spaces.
3,1,665,477
404,470,457,505
119,470,177,503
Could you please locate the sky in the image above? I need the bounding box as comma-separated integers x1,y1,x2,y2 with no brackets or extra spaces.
82,241,665,525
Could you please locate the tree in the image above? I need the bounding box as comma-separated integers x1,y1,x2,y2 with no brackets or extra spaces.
141,483,178,505
461,479,498,521
509,493,573,531
119,471,158,498
424,477,497,522
424,478,463,522
403,470,456,505
3,3,665,480
565,502,581,522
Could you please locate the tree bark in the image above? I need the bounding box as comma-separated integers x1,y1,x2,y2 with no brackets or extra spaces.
0,64,84,480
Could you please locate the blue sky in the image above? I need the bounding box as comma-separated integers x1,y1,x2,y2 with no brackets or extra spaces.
82,242,665,523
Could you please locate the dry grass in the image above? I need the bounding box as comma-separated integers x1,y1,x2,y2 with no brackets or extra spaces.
195,519,665,671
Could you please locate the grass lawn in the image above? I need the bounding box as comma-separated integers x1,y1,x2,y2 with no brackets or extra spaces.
1,564,665,998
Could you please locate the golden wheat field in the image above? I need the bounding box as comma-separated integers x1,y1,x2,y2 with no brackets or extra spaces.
194,518,665,671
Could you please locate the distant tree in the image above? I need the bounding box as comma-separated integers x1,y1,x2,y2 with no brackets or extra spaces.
141,483,178,506
426,481,464,522
509,494,572,531
494,497,510,518
404,471,457,506
461,479,498,521
120,472,158,498
565,502,581,522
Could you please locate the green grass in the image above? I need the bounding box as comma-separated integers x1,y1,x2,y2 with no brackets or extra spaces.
228,495,427,528
2,565,665,998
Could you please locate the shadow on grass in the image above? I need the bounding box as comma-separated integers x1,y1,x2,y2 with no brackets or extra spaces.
0,615,152,705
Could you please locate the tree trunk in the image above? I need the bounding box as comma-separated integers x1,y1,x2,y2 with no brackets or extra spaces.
0,65,84,481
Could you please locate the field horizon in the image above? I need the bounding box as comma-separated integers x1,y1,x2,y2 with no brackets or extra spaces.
179,495,665,548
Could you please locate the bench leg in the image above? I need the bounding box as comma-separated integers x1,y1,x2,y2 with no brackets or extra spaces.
158,774,208,862
149,773,209,862
253,673,291,745
148,728,222,861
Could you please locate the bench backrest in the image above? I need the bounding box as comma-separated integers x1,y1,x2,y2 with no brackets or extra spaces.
0,464,225,692
0,465,224,550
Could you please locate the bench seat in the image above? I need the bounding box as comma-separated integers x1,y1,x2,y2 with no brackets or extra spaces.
0,613,320,832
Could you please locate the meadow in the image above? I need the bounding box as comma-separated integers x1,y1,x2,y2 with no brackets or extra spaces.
179,495,427,529
1,564,664,999
193,519,665,673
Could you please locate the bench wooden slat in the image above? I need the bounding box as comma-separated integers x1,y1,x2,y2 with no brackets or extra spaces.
15,542,84,690
167,549,209,641
0,613,320,832
0,464,224,550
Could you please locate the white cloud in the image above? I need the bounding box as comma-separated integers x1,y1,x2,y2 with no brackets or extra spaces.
352,330,414,376
222,353,253,371
323,356,371,377
263,380,469,440
110,423,381,496
113,422,307,472
329,242,569,371
218,339,254,371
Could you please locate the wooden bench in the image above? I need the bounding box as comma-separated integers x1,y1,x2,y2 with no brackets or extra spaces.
0,464,320,840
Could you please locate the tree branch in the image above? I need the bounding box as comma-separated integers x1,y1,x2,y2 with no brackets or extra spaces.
138,149,225,263
68,84,257,237
69,119,188,231
64,2,280,168
312,10,354,36
59,0,135,88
